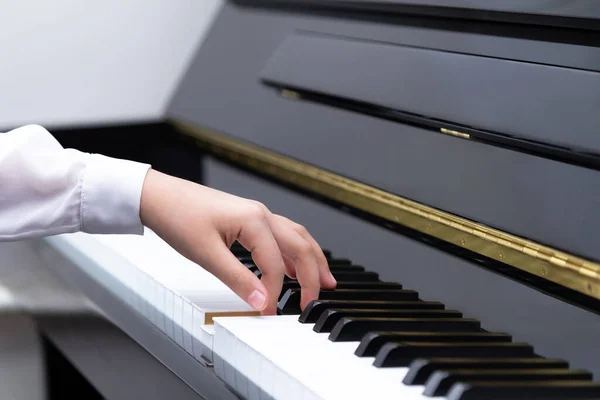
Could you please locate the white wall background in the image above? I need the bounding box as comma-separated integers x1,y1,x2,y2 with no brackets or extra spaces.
0,0,223,129
0,3,222,398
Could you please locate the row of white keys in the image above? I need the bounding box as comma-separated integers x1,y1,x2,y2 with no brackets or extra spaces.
46,229,255,364
213,315,431,400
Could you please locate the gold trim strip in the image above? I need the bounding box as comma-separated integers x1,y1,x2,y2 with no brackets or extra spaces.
171,119,600,301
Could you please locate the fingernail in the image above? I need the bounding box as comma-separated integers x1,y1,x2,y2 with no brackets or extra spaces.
248,290,267,310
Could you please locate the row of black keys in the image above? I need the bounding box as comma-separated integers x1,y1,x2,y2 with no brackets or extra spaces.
230,242,600,399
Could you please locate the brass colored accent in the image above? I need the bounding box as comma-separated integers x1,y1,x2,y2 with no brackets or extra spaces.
204,311,261,325
171,119,600,301
441,127,470,139
279,89,302,100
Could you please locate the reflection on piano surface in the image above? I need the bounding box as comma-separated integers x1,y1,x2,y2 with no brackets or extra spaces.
35,1,600,399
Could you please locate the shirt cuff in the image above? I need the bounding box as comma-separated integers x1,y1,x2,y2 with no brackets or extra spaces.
80,153,151,235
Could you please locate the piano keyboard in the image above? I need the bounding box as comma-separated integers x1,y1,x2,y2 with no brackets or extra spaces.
44,228,258,363
43,231,600,400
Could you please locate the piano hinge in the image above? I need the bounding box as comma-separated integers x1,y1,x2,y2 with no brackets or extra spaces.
441,127,470,139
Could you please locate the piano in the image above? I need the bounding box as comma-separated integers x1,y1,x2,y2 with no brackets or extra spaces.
14,1,600,399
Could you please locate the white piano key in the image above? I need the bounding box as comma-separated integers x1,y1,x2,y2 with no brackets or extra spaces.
183,299,194,354
165,289,175,340
214,316,429,400
156,284,166,333
213,323,226,380
149,277,159,327
131,269,142,313
192,306,211,361
200,324,215,347
174,295,184,347
142,274,152,320
234,334,249,399
222,326,237,389
122,262,134,307
244,343,261,400
258,357,275,400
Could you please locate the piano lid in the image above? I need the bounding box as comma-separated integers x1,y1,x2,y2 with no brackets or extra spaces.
260,31,600,159
233,0,600,30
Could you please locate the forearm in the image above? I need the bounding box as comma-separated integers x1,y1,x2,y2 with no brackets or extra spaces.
0,124,150,241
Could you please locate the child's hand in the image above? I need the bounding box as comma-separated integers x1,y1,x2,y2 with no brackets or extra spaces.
140,169,336,314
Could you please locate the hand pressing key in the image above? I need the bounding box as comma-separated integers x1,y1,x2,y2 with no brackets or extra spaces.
140,169,337,314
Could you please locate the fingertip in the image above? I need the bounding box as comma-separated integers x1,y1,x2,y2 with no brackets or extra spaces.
323,274,337,289
317,264,337,289
261,303,278,316
300,288,321,310
248,289,267,311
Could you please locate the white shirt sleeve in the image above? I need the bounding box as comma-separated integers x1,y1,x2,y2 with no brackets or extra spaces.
0,124,151,241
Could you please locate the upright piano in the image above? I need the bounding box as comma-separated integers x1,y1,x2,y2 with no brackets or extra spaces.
26,1,600,399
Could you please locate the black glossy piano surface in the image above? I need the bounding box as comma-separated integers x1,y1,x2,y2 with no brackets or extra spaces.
42,1,600,399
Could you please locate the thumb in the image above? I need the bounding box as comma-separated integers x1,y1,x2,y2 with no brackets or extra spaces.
204,242,269,312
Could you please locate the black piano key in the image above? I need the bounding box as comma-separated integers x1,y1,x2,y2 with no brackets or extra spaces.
235,245,332,261
278,289,420,314
403,358,570,385
275,264,366,272
373,342,534,367
239,257,362,270
233,241,332,258
424,369,593,397
329,318,481,342
447,381,600,400
232,249,251,257
355,332,512,357
327,265,366,272
246,263,363,274
230,246,250,257
330,271,380,281
254,266,370,280
281,282,402,301
299,300,444,323
313,309,463,333
230,241,244,248
237,256,254,264
327,258,352,265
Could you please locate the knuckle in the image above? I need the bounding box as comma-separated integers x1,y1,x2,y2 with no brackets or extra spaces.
294,239,313,257
228,270,247,288
294,223,309,237
246,202,268,219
